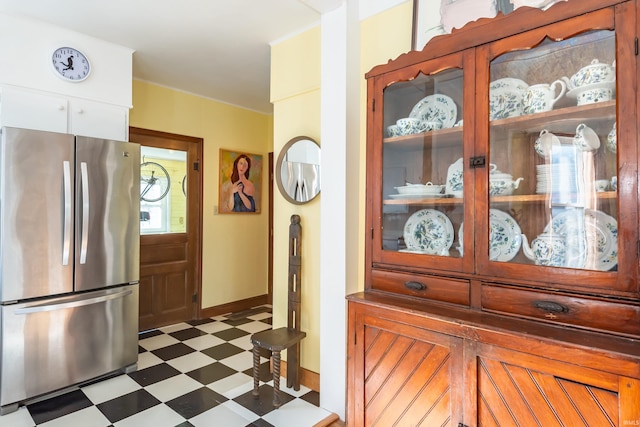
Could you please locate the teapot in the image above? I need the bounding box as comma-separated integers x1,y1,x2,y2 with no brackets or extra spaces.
562,59,616,91
489,164,524,196
521,232,566,267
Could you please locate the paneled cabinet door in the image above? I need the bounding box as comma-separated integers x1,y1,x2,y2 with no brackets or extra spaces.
477,343,639,426
0,87,68,133
71,98,128,141
348,303,465,426
369,49,475,276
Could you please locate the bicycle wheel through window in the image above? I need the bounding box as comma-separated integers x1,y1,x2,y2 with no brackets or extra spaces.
140,161,171,202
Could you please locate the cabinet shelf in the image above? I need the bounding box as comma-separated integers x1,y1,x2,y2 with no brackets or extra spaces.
490,101,616,136
384,191,616,206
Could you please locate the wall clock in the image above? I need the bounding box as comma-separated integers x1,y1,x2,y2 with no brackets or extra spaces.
51,47,91,82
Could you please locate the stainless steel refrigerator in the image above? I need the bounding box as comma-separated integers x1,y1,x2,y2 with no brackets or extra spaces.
0,127,140,414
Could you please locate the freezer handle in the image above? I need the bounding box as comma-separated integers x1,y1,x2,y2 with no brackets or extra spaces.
62,160,72,265
80,161,90,264
14,289,133,315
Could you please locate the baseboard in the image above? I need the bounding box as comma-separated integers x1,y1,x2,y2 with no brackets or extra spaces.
281,360,320,393
200,294,269,318
313,413,344,427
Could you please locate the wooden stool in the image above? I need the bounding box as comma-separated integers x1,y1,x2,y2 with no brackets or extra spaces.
250,215,306,407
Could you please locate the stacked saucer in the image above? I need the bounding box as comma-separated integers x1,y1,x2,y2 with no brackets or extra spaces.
536,163,578,194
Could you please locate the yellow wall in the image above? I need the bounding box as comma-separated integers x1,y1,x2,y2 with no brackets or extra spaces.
271,27,322,373
130,81,273,308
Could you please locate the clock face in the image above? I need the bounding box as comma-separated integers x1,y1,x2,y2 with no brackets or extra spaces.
52,47,91,82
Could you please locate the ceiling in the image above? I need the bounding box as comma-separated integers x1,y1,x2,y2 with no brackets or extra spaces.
0,0,345,114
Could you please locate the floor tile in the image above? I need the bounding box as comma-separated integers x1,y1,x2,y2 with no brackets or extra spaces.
28,389,93,425
188,401,256,427
182,334,225,351
194,321,233,334
168,327,208,341
236,321,272,334
128,363,181,387
0,406,34,427
144,374,203,402
229,334,255,351
201,342,245,360
207,373,253,398
223,317,254,326
165,387,227,419
213,327,250,342
82,374,142,404
159,322,193,334
166,351,216,372
151,342,196,361
139,329,164,340
139,334,180,351
96,389,160,423
233,385,294,417
186,362,238,385
39,405,111,427
219,349,254,372
247,312,273,322
262,398,331,427
137,351,164,370
113,403,186,427
186,318,215,326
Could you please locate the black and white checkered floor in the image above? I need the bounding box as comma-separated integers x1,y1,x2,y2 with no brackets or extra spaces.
0,306,331,427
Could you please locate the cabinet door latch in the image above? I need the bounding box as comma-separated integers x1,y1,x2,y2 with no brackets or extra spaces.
469,156,486,168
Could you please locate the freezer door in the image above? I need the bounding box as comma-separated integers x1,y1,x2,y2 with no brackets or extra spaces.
0,127,75,301
0,285,139,409
75,137,140,291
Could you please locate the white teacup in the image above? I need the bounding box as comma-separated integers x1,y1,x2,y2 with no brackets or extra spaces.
396,118,424,135
523,80,566,115
573,123,601,152
594,179,609,192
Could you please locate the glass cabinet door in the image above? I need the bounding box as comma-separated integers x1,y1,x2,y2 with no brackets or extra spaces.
374,57,469,271
483,22,624,285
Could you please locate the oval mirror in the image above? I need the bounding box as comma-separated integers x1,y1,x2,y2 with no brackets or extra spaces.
276,136,321,204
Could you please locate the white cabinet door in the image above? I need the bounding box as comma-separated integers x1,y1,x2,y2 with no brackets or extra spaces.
0,88,68,133
70,99,128,141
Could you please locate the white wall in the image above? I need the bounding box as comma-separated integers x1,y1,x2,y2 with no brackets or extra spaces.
0,13,133,107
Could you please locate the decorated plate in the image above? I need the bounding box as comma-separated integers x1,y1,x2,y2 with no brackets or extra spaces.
389,194,445,199
409,94,457,129
403,209,454,255
489,209,522,262
543,209,618,270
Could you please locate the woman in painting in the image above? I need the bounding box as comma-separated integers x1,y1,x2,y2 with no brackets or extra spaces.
227,154,256,212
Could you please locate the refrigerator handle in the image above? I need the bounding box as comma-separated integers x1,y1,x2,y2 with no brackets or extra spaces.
80,161,90,264
62,161,72,266
14,289,133,315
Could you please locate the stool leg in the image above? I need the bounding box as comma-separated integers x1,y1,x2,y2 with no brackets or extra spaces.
272,350,281,408
252,344,260,398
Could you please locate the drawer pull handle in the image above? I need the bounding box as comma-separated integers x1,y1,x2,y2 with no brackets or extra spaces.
533,300,568,313
405,281,427,291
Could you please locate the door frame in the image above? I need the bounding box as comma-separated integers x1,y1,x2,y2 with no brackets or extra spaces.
130,126,203,322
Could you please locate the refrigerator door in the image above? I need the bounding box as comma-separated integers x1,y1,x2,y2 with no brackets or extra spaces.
75,137,140,291
0,127,75,301
0,285,139,411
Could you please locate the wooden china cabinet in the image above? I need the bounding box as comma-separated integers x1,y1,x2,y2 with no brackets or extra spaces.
347,1,640,425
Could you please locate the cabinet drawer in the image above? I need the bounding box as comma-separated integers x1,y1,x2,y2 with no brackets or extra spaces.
371,270,469,306
481,284,640,338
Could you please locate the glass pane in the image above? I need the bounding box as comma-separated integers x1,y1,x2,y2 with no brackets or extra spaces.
382,68,464,257
488,30,617,271
140,147,187,235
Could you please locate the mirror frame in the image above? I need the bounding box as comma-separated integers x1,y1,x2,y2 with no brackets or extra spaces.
275,136,321,205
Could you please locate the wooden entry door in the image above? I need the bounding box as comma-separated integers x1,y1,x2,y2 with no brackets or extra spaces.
129,127,203,331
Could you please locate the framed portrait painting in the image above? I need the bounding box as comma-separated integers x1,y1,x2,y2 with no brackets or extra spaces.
219,149,263,214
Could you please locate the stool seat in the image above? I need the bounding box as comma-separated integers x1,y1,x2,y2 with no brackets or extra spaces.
251,327,306,352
